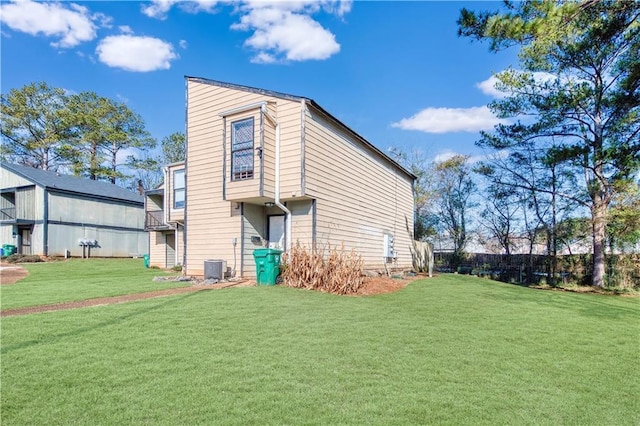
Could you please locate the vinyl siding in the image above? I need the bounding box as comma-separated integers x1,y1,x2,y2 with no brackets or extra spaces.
47,223,147,257
166,232,176,267
262,103,276,199
303,108,415,270
16,186,38,220
176,226,185,267
185,79,414,276
288,199,314,246
276,100,303,197
0,224,14,245
149,231,166,267
185,81,244,276
148,227,184,268
0,169,33,188
48,193,144,230
185,79,301,277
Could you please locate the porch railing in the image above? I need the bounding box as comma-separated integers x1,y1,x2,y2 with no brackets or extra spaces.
0,207,16,221
145,210,170,230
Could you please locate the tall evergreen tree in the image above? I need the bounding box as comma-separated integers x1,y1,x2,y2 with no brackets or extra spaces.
0,82,73,170
66,91,155,184
161,132,186,164
459,0,640,286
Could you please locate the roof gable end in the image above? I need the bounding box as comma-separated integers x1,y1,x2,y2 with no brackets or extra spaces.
186,76,416,181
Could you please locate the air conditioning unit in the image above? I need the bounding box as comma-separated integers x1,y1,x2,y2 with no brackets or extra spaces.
204,259,226,280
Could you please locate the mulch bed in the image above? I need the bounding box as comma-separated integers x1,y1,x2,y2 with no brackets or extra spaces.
355,274,423,296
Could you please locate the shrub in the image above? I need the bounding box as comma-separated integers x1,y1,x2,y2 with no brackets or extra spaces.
281,242,364,295
5,254,43,263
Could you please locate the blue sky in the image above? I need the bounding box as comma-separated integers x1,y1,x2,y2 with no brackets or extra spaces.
1,1,518,164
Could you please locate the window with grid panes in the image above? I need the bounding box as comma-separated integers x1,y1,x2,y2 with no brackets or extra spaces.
231,118,254,180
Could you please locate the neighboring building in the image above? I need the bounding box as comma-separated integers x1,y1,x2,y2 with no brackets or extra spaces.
1,162,148,257
182,77,416,278
145,162,185,268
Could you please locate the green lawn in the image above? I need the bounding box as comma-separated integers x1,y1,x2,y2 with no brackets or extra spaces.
1,273,638,425
1,258,188,310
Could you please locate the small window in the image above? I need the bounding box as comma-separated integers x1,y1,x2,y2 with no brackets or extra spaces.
173,169,185,209
231,118,254,181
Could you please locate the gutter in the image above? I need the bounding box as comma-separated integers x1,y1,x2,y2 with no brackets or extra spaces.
43,188,48,256
261,104,292,252
162,166,169,225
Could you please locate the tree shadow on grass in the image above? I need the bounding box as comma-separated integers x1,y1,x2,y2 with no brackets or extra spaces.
480,286,639,320
1,291,202,354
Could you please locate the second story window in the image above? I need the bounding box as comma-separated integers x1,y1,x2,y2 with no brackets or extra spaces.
173,169,185,209
231,118,254,181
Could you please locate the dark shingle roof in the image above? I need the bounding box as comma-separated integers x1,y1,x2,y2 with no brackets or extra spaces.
1,163,143,205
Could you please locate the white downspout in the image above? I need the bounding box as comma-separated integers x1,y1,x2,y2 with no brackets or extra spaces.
262,104,292,252
175,224,180,267
163,166,169,225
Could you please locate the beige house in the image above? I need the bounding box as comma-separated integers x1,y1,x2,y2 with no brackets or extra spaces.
145,162,185,268
177,77,415,278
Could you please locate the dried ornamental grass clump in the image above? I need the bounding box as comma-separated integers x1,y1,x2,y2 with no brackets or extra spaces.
281,242,364,295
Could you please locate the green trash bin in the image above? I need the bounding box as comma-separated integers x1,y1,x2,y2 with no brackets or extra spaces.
143,254,150,268
253,248,282,285
3,244,16,256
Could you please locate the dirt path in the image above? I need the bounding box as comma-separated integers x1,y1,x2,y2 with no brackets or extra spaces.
0,276,253,317
0,264,30,285
0,262,424,317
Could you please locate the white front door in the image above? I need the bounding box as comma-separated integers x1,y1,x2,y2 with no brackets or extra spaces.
268,216,285,249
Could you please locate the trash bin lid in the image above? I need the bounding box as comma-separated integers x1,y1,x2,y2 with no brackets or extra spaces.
253,248,270,257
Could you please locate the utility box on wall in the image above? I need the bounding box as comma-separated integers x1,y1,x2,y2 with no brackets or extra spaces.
204,259,226,280
383,233,395,261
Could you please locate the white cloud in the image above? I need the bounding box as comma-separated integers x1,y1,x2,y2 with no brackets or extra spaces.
433,150,458,163
476,75,503,98
251,52,277,64
142,0,349,62
142,0,220,19
233,6,340,62
433,149,509,165
116,146,139,165
141,0,181,19
96,35,178,72
119,25,134,35
179,39,188,49
476,71,560,99
392,106,506,134
0,0,99,47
